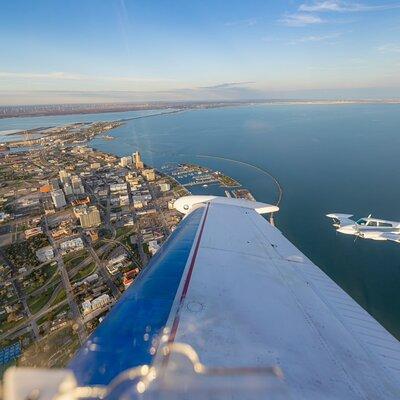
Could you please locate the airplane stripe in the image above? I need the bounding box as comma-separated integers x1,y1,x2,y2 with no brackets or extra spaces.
164,203,210,364
69,207,205,386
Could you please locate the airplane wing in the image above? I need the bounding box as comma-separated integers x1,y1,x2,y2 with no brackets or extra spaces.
326,213,354,226
6,198,400,399
381,232,400,243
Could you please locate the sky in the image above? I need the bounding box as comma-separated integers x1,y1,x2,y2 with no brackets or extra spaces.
0,0,400,104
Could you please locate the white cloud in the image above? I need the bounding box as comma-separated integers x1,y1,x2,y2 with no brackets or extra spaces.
280,13,325,26
288,32,343,44
377,44,400,53
299,1,400,12
224,18,257,27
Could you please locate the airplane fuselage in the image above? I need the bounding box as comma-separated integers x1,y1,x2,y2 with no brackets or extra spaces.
327,214,400,243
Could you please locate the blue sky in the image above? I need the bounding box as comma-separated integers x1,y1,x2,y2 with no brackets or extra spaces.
0,0,400,104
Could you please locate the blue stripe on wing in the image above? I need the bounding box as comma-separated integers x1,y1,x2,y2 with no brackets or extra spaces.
69,207,204,386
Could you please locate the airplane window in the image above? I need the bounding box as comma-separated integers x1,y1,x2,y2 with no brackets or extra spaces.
367,221,378,226
357,219,367,225
378,222,392,227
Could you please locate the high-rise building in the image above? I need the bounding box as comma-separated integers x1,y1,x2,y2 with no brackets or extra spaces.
50,178,60,190
120,156,133,167
59,170,70,183
71,175,85,195
133,151,144,170
51,189,67,208
78,206,101,228
63,182,73,196
142,168,155,181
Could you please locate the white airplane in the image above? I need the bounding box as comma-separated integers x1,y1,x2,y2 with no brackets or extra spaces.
4,197,400,399
327,213,400,242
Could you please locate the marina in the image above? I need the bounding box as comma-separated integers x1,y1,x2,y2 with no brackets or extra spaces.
161,162,255,200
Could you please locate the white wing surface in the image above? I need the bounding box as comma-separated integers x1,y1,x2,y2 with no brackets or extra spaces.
158,200,400,399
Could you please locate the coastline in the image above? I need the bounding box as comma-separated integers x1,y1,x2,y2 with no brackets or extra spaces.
2,99,400,120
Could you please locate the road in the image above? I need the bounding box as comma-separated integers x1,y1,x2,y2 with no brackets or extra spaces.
81,234,120,298
44,216,86,344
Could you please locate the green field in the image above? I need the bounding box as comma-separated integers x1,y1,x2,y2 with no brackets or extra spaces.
71,262,97,283
28,287,55,314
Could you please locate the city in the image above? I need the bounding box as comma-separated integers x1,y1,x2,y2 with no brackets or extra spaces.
0,144,184,370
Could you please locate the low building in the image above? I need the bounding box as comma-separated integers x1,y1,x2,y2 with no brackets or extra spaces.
110,183,128,193
119,195,130,206
133,199,144,209
123,268,140,289
39,184,52,193
60,237,84,254
142,168,155,181
87,230,99,242
168,200,175,210
159,183,171,192
36,246,55,262
0,212,11,223
72,197,90,206
25,227,43,239
91,294,110,310
148,240,160,255
81,300,92,315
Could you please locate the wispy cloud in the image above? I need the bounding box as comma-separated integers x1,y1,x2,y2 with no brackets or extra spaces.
299,1,400,13
280,13,325,27
288,32,343,44
199,82,255,90
224,18,257,27
0,71,172,83
377,44,400,53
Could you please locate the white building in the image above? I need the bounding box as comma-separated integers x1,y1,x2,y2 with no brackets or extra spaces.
36,246,55,262
148,240,160,255
60,237,84,254
119,195,130,206
81,300,92,315
159,183,171,192
91,294,110,310
110,183,128,193
51,189,67,208
0,212,11,223
120,156,133,167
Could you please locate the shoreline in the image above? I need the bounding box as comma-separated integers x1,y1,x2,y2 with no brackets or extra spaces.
2,99,400,120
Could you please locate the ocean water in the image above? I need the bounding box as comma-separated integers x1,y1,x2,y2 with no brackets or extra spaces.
3,104,400,338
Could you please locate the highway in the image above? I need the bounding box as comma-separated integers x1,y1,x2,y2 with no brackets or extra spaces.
44,216,86,344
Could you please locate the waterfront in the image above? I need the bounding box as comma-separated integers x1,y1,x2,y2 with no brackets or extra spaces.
89,103,400,339
2,103,400,340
